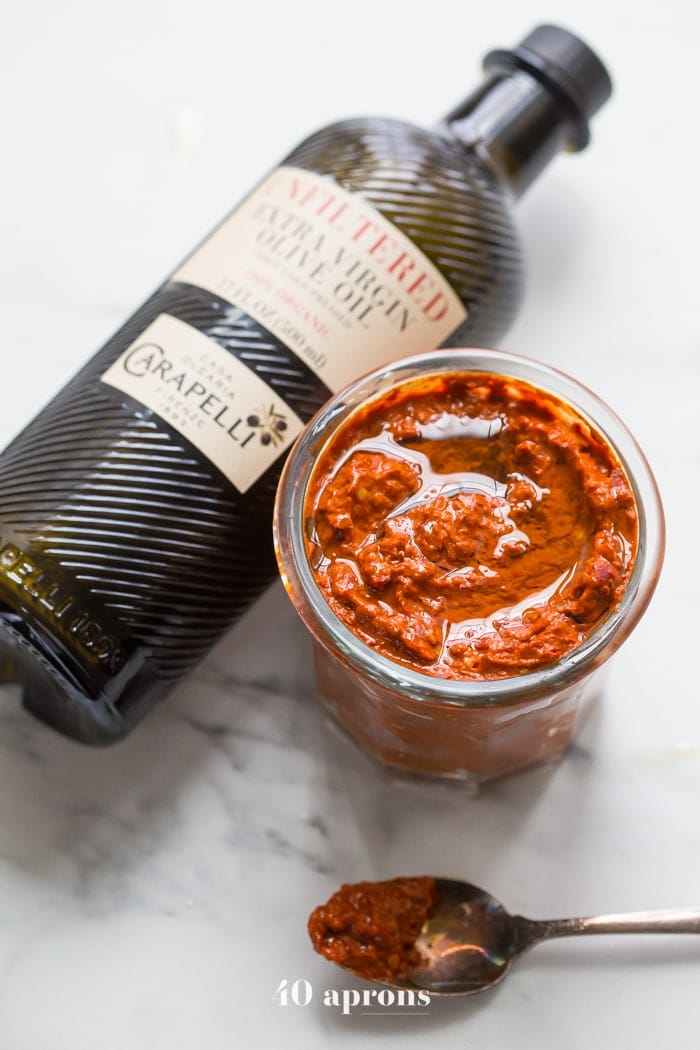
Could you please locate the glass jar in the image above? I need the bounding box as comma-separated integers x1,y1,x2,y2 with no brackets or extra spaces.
273,349,664,786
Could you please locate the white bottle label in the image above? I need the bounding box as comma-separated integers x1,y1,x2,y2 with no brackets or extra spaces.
101,166,466,491
100,314,304,493
172,166,467,390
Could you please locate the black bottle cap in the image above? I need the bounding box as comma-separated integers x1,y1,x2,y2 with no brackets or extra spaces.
484,24,613,150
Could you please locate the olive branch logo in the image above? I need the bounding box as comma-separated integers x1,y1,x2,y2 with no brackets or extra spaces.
246,404,289,446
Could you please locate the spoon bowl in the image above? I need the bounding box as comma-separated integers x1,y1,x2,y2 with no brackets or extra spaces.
396,879,518,995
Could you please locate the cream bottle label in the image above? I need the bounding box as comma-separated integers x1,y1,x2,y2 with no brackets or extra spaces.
171,166,467,391
102,167,466,492
101,313,303,493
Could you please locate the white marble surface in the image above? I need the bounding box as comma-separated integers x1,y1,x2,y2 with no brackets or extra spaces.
1,2,699,1047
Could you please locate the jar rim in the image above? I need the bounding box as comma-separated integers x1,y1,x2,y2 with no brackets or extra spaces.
273,347,665,707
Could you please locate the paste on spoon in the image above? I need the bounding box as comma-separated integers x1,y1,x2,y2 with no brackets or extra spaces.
308,877,440,982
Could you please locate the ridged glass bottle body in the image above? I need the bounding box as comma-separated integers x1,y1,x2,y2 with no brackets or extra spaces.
0,118,523,742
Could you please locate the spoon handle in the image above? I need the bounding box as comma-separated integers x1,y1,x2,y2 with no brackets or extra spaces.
519,908,700,948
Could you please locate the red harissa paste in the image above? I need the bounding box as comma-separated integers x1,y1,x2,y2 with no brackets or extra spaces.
308,877,440,982
303,372,638,679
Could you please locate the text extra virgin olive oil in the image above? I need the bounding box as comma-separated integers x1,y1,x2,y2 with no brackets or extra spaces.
0,26,612,742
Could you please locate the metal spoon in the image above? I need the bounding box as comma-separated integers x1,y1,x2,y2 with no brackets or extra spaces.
368,879,700,996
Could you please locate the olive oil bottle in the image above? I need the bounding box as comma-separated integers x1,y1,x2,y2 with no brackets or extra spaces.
0,25,612,742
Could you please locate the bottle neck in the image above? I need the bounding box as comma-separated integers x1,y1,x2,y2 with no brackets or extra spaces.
442,70,582,199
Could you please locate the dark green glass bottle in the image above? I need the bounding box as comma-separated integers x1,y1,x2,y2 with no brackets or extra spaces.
0,25,611,742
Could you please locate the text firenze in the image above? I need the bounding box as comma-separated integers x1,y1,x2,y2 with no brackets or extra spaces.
122,343,255,446
254,173,451,332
